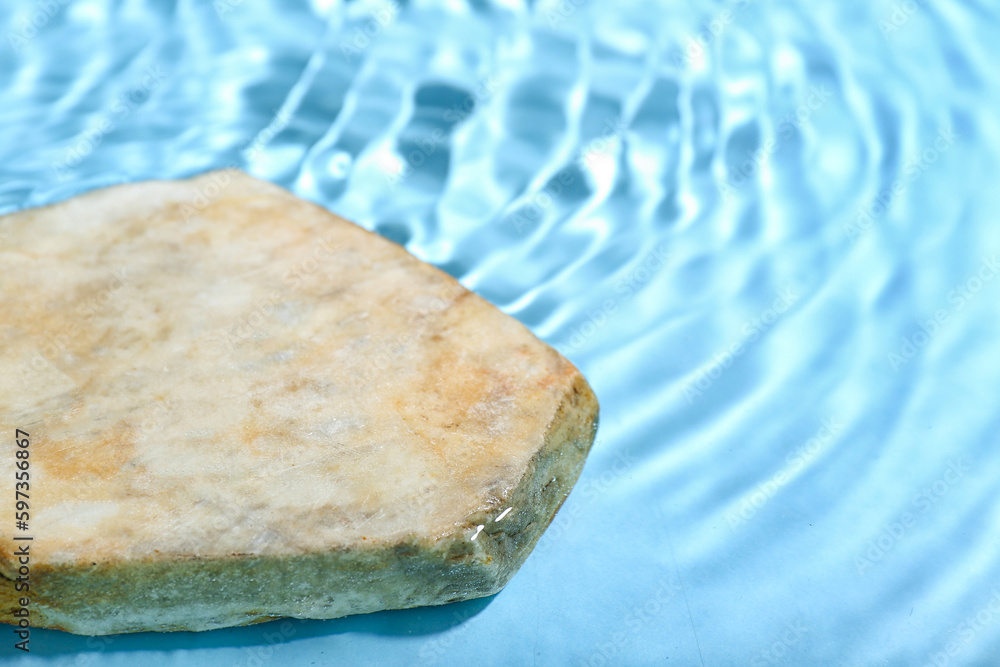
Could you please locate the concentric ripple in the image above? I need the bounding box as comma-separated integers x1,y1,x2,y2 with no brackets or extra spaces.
2,0,1000,664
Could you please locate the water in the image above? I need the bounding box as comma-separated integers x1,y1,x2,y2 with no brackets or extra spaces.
3,0,1000,664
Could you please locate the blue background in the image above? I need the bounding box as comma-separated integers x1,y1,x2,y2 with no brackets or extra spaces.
3,0,1000,665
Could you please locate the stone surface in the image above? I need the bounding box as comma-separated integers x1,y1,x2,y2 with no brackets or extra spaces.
0,170,598,635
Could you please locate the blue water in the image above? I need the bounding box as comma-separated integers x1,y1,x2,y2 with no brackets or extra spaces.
3,0,1000,664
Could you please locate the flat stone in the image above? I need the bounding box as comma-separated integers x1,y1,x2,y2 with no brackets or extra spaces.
0,170,598,635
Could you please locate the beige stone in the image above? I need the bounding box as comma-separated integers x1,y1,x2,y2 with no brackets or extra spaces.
0,170,598,635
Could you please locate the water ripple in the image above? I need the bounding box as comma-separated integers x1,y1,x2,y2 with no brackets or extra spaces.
3,0,1000,664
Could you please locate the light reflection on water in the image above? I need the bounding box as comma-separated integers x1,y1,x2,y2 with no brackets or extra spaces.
2,0,1000,664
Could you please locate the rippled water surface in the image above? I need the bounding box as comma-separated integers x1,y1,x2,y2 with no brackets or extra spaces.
4,0,1000,664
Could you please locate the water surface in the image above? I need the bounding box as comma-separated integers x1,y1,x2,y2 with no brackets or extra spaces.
2,0,1000,664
